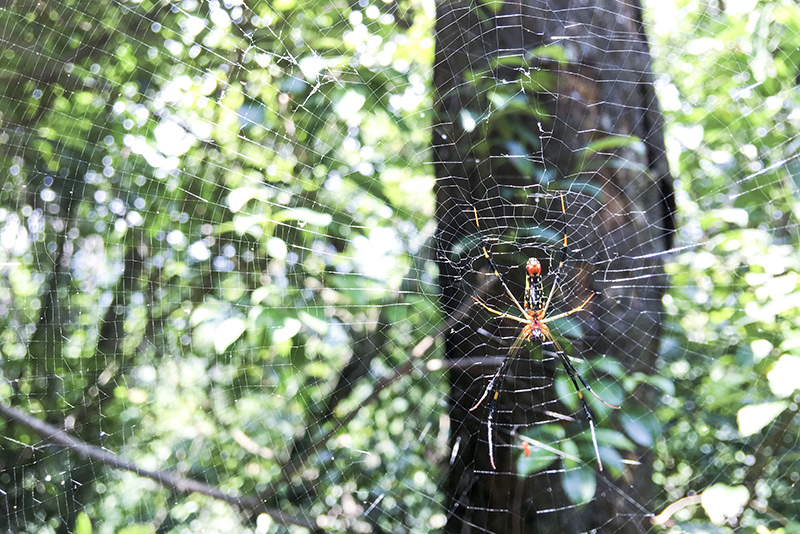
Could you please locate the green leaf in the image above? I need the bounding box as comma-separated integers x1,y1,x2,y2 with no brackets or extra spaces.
555,373,580,412
299,310,328,335
479,0,504,16
584,135,645,155
228,187,270,213
737,401,789,437
547,315,584,340
74,512,92,534
516,441,559,476
118,525,156,534
490,56,530,70
595,428,636,452
266,237,288,260
214,317,246,354
560,437,580,468
273,317,302,343
561,464,596,505
273,207,332,227
528,44,568,64
628,372,675,396
589,357,625,378
620,412,654,447
517,424,571,476
596,445,625,478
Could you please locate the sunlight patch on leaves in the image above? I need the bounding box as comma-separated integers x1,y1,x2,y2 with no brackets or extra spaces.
214,317,247,354
737,401,789,437
767,354,800,397
700,484,750,526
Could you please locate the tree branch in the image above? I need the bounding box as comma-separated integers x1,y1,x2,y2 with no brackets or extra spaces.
0,403,321,532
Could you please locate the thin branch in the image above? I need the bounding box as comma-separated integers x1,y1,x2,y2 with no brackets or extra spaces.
0,403,321,533
650,494,702,527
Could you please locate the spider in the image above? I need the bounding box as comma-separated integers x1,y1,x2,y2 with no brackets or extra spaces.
468,195,620,471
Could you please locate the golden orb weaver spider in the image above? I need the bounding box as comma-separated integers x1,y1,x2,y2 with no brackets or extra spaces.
469,195,620,471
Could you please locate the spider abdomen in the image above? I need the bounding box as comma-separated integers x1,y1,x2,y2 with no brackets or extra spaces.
524,258,546,312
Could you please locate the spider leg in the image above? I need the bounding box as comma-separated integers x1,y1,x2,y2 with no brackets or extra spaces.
471,296,529,325
484,370,505,471
549,335,619,409
471,207,528,317
471,332,528,470
548,337,603,471
546,335,619,471
470,331,527,411
541,292,595,323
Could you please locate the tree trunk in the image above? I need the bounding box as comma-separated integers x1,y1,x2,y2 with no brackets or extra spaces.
433,1,673,532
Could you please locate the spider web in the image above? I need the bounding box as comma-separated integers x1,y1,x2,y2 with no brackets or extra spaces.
0,0,798,533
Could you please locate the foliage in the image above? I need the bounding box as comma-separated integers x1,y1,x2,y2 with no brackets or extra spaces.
648,0,800,531
0,0,442,532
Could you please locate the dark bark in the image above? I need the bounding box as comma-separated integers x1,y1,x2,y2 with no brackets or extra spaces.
434,1,673,532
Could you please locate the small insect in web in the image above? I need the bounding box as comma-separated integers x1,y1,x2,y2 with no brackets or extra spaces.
468,195,620,471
